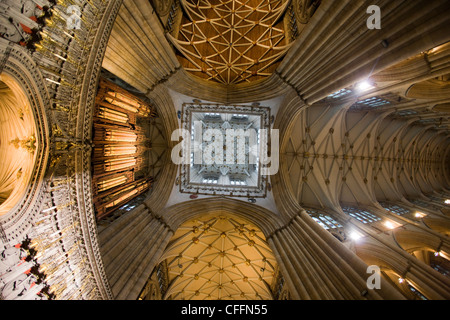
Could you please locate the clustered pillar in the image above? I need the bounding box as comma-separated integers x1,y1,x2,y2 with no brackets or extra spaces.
98,204,173,300
268,211,405,300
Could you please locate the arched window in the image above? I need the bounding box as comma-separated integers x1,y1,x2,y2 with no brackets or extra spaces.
408,284,428,300
342,207,381,224
305,208,347,242
430,253,450,277
306,208,343,230
409,199,441,212
380,203,410,216
427,195,446,203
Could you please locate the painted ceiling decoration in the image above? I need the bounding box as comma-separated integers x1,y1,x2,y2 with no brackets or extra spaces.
168,0,292,85
159,215,278,300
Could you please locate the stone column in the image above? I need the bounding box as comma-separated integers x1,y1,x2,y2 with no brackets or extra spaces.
268,211,404,300
346,208,450,300
98,204,173,300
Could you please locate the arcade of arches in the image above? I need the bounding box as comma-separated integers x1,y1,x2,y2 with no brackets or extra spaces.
1,0,450,301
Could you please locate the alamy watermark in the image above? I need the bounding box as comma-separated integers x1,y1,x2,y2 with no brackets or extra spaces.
366,265,381,290
367,5,381,30
171,122,280,176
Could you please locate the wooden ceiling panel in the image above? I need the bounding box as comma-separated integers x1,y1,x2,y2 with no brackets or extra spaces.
168,0,291,84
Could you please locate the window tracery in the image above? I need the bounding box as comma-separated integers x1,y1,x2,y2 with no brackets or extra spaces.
305,208,347,242
342,207,382,224
380,203,411,216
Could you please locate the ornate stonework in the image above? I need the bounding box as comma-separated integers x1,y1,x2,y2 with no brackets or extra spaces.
1,0,450,302
0,39,51,242
0,0,124,300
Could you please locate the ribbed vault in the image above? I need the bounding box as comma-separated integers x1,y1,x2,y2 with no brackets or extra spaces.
168,0,291,84
160,214,277,300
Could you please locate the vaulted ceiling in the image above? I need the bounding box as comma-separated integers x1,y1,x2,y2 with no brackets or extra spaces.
168,0,292,84
2,0,450,303
281,42,450,210
0,75,37,216
159,214,278,300
98,0,450,301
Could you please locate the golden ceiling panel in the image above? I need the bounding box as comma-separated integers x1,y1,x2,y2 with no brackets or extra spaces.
160,215,277,300
0,76,37,216
168,0,291,85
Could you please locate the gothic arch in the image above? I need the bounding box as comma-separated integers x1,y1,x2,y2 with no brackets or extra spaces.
0,40,50,239
393,227,449,257
422,216,450,236
156,198,282,300
1,0,125,301
354,240,424,299
0,74,38,215
355,238,409,275
160,197,285,237
98,197,286,299
158,212,279,300
1,0,449,302
354,235,450,300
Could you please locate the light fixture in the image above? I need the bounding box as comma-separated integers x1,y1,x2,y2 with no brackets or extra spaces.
415,212,426,218
384,221,398,230
350,231,363,241
445,199,450,205
434,251,440,257
355,80,375,92
398,277,404,284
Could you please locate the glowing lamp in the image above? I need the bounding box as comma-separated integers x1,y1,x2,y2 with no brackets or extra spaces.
355,80,375,92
